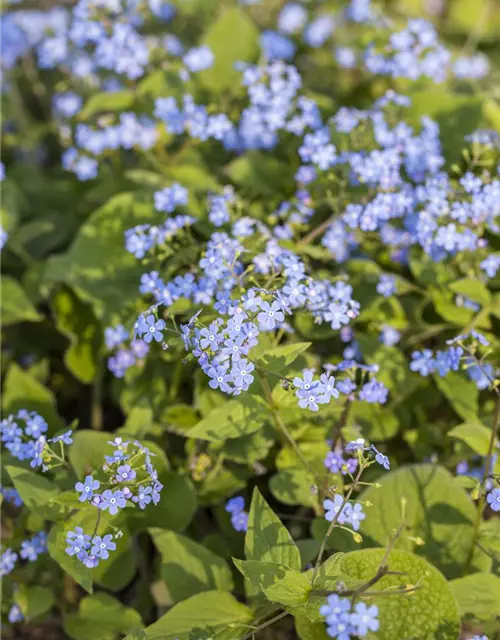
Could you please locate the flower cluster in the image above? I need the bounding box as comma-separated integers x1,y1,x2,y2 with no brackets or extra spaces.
1,531,47,576
0,410,72,471
320,595,379,639
0,486,23,508
225,496,249,532
66,438,162,568
411,331,495,390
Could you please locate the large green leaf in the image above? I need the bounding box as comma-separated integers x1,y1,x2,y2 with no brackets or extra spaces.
44,193,159,321
200,7,260,93
1,276,42,326
79,91,134,119
447,422,492,456
7,465,60,518
144,591,253,640
63,593,142,640
340,548,460,640
359,464,486,578
127,471,197,533
15,585,55,621
188,394,270,441
52,287,101,384
245,487,301,570
270,467,317,508
2,364,63,431
450,573,500,620
235,559,311,606
435,372,479,421
150,529,233,603
255,342,311,373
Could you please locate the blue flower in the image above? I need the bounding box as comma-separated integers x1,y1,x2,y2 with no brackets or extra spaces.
91,534,116,560
51,429,73,445
99,489,127,516
140,314,166,344
231,511,249,532
323,495,350,525
115,464,136,483
8,604,24,623
75,475,100,503
487,488,500,512
133,486,153,509
350,602,380,635
371,445,390,470
226,496,245,514
1,549,18,576
257,300,285,331
183,45,214,72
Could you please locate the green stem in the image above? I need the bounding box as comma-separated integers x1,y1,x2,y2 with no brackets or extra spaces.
241,611,289,640
466,394,500,569
312,465,365,584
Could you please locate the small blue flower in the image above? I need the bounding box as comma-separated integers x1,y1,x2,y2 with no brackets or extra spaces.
141,314,166,344
1,549,18,576
8,604,24,623
323,495,349,525
51,429,73,445
132,485,153,509
75,476,100,503
225,496,245,514
99,489,127,516
350,602,380,635
371,445,390,470
91,534,116,560
115,464,136,483
231,511,249,532
487,488,500,512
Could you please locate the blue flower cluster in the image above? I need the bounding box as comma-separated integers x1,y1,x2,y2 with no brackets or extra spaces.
323,495,366,532
225,496,248,532
0,410,72,471
1,531,47,577
0,486,23,508
411,331,495,389
364,19,488,81
66,438,162,568
320,595,379,639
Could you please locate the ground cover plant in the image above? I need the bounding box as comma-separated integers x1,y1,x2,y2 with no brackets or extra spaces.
2,0,500,638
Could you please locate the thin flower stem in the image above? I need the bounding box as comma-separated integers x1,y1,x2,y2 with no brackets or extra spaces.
466,393,500,569
258,371,320,488
241,611,289,640
312,465,365,584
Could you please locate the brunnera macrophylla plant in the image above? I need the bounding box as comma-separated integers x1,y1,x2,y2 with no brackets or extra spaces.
2,0,500,639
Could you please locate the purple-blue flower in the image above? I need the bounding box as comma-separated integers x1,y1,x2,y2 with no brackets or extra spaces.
91,534,116,560
115,464,136,483
132,485,153,509
75,476,100,503
487,488,500,512
99,489,127,516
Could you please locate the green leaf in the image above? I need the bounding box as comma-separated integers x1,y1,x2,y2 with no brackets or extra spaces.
349,401,400,441
200,7,259,93
226,152,295,198
188,394,269,441
69,430,169,479
270,467,317,508
52,287,101,384
79,91,134,119
448,422,493,456
15,585,55,621
144,591,253,640
294,615,331,640
150,529,234,603
359,464,487,578
450,572,500,620
449,278,491,306
255,342,311,373
2,364,63,430
435,371,479,421
235,559,311,606
48,521,93,594
7,465,60,517
1,276,42,325
63,593,142,640
127,471,197,533
246,487,301,570
45,193,159,322
340,548,460,640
